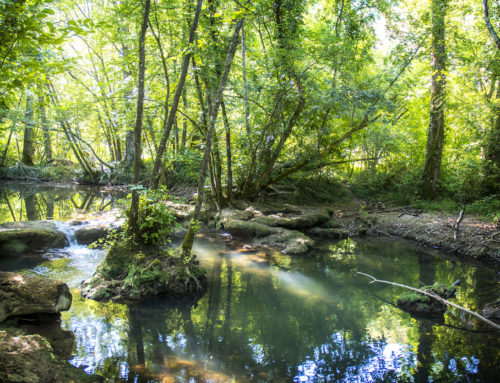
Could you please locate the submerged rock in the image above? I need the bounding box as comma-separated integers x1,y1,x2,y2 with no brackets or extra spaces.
396,282,456,316
80,242,207,303
0,221,68,255
254,228,314,255
0,272,72,323
0,328,100,383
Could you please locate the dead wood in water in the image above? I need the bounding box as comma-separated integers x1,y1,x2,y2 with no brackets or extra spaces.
357,272,500,331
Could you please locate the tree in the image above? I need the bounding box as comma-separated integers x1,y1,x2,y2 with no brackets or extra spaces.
127,0,151,243
421,0,448,198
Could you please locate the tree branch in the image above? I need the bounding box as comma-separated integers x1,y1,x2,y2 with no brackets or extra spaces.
357,272,500,331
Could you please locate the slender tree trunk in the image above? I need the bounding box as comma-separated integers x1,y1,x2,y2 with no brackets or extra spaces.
38,94,52,163
150,0,203,189
241,22,250,135
22,93,35,166
181,17,244,257
484,80,500,192
221,101,233,201
181,89,188,148
421,0,447,198
127,0,151,243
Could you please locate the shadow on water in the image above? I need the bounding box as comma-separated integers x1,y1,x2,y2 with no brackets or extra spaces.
1,185,500,382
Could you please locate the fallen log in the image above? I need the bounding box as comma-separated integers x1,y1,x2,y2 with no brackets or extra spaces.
0,272,72,322
357,271,500,331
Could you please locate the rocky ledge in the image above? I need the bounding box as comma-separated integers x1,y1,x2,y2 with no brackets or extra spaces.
0,221,68,255
217,206,350,255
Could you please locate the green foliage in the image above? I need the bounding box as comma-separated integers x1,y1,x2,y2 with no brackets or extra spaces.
124,187,177,247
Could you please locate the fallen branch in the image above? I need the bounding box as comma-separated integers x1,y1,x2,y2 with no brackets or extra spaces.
357,271,500,331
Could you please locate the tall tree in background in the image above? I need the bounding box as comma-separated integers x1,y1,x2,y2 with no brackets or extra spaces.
482,0,500,193
22,92,35,166
127,0,151,242
421,0,448,198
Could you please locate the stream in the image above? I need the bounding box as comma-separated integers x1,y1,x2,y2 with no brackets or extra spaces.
1,183,499,382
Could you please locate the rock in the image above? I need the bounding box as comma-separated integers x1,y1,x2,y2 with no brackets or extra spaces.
482,300,500,320
222,219,277,239
253,211,330,230
0,328,100,382
218,208,254,223
254,228,314,255
80,242,207,303
0,272,72,322
0,221,68,255
396,282,456,316
74,227,108,245
307,227,349,239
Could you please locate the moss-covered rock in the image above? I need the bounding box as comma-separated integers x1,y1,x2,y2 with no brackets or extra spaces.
0,328,100,382
0,221,68,255
254,228,314,255
223,219,277,239
80,242,207,303
253,211,330,230
396,282,456,316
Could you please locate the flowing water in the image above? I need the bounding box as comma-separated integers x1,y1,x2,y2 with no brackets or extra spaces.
1,184,500,382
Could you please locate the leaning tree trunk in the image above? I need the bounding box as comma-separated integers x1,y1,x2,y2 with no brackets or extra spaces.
181,17,245,257
22,93,35,166
127,0,150,242
0,272,72,322
421,0,447,198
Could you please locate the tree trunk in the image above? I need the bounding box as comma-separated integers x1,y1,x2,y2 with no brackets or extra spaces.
181,17,244,257
421,0,447,198
127,0,151,243
150,0,203,189
221,101,233,201
22,93,35,166
0,272,72,323
482,0,500,50
38,93,52,163
241,22,250,135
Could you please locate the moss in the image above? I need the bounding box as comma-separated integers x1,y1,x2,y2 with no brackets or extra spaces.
81,244,207,303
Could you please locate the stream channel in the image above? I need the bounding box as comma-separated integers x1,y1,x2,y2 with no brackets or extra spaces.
1,183,499,382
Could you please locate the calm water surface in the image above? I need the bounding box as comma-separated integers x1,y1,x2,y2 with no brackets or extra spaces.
1,184,499,382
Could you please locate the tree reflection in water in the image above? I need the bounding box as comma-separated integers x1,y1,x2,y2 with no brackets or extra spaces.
1,185,499,382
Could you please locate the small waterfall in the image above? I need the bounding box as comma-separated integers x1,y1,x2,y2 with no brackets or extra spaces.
53,221,78,246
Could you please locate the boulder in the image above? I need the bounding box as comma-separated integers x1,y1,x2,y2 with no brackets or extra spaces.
74,227,109,245
253,211,330,230
222,219,277,239
218,208,254,223
0,221,68,255
0,328,100,383
0,229,68,255
0,272,72,322
254,228,314,255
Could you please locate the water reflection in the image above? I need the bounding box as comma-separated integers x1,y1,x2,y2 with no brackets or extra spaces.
1,183,499,382
0,182,124,222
